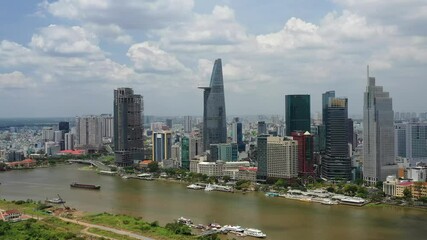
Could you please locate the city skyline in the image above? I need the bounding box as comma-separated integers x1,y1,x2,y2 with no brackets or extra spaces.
0,1,426,117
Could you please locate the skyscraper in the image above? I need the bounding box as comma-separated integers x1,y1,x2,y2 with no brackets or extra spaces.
321,91,335,153
363,70,397,184
292,131,315,176
266,136,298,179
199,59,227,151
285,95,310,136
322,98,351,180
257,121,267,135
184,116,192,133
58,122,70,133
114,88,144,166
75,116,102,150
181,136,190,170
152,131,172,162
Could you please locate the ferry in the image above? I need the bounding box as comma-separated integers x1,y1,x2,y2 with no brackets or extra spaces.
70,182,101,190
187,184,204,190
265,192,279,197
244,228,267,238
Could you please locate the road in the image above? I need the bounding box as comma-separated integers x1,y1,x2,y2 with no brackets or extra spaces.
58,217,154,240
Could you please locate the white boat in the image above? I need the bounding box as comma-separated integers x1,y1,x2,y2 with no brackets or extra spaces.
46,198,65,204
187,184,204,190
177,217,193,225
205,184,214,191
222,225,244,232
244,228,267,238
122,175,129,179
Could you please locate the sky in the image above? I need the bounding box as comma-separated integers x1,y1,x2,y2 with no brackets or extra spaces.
0,0,426,118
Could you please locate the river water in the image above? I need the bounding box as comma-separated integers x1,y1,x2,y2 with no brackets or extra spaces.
0,164,426,240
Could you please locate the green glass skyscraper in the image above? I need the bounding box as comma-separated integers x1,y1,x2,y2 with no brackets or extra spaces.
285,95,310,136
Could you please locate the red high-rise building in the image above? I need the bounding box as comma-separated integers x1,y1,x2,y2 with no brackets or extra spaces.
291,131,315,176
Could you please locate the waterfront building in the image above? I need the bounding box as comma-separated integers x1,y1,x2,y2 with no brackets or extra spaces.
322,97,352,181
257,121,267,135
45,141,60,156
152,131,172,162
256,134,269,180
285,94,310,136
64,133,74,150
363,70,397,184
199,59,227,151
181,136,190,169
114,87,144,166
236,167,258,182
193,160,250,177
184,116,192,133
75,115,103,151
395,123,427,164
292,131,315,176
266,136,298,179
407,166,427,182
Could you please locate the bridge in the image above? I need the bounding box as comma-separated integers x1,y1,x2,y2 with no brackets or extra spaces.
67,160,111,171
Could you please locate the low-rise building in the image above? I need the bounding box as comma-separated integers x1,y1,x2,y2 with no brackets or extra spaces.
1,209,22,222
237,167,257,182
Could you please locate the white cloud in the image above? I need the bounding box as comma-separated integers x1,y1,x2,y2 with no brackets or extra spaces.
30,25,103,57
0,71,35,89
45,0,194,30
127,42,188,73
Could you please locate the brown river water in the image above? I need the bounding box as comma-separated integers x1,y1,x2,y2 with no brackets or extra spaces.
1,164,426,240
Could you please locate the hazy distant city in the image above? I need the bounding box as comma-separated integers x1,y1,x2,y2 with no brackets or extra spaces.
1,1,426,240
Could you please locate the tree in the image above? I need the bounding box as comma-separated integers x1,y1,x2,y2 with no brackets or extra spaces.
375,181,383,190
274,179,286,188
403,187,412,200
148,161,159,173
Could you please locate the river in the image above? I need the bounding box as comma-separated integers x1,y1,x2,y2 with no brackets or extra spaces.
1,164,426,240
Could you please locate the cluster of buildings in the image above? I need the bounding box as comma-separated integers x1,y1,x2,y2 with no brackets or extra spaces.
1,59,427,200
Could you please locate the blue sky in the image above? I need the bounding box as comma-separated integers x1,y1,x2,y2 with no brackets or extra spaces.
0,0,426,117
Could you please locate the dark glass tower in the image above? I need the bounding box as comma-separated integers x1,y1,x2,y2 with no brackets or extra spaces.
181,136,190,170
58,122,70,133
199,59,227,151
114,88,144,166
321,98,351,180
256,134,269,181
285,95,310,136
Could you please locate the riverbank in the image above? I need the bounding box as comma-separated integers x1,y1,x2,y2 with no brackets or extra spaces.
0,199,207,240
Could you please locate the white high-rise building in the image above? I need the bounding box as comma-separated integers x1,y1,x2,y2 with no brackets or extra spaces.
266,136,298,179
54,130,63,143
75,116,103,150
65,133,74,150
42,127,55,142
184,116,192,133
363,68,397,184
100,114,114,138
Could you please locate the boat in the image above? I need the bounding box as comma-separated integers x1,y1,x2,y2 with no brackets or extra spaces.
98,170,116,176
222,225,244,232
177,217,193,225
265,192,279,197
244,228,267,238
205,184,214,191
187,184,204,190
46,198,65,204
70,182,101,190
122,175,129,179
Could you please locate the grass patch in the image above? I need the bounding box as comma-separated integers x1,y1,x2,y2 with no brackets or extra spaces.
87,228,137,240
0,218,84,240
80,212,195,240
